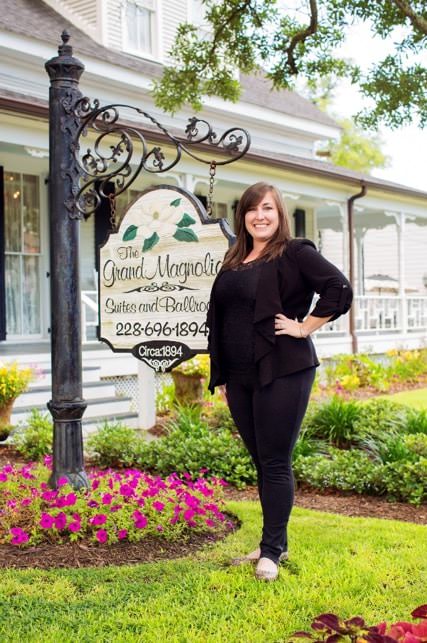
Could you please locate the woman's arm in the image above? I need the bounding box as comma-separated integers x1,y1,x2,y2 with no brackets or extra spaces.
275,312,333,338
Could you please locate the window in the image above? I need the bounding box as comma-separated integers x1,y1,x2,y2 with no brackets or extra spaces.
123,0,155,57
4,172,42,336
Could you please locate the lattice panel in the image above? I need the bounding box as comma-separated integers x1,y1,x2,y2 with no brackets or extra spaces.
102,372,173,412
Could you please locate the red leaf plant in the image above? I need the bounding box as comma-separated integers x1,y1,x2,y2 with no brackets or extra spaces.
288,605,427,643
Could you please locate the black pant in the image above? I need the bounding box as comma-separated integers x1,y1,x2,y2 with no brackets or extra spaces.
226,367,316,564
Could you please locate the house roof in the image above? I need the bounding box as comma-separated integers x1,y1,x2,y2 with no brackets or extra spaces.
0,0,337,128
1,88,427,205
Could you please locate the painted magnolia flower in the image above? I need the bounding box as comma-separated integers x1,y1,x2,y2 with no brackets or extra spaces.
121,196,199,252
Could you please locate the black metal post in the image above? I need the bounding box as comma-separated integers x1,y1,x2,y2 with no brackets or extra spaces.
45,32,89,489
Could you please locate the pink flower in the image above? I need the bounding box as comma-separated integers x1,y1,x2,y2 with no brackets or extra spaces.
120,484,134,497
21,498,32,507
57,477,68,487
152,501,165,512
54,512,67,530
205,519,216,528
68,521,81,533
95,529,108,543
91,479,100,490
156,525,164,532
101,493,113,505
183,509,195,522
40,513,56,529
87,500,99,508
133,510,148,529
0,473,8,482
10,528,29,545
89,514,107,526
118,529,128,540
110,504,122,512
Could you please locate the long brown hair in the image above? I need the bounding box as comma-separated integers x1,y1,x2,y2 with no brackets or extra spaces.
222,182,292,270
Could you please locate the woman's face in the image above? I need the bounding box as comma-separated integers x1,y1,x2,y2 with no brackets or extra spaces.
244,191,280,244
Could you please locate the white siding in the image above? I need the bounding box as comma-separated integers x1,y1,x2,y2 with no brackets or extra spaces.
162,0,189,61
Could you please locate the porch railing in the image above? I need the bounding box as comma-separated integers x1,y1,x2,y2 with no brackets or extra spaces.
81,291,427,343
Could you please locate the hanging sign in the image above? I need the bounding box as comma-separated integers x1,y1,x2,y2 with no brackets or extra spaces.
98,185,232,371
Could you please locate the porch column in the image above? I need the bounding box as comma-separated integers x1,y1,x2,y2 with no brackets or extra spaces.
385,211,407,335
355,228,367,296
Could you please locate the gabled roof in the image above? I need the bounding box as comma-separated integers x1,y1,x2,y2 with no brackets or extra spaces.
1,0,337,128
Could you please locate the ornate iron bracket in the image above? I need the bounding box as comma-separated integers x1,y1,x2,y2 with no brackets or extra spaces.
69,98,251,219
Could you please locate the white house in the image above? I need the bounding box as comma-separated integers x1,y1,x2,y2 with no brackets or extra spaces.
1,0,426,428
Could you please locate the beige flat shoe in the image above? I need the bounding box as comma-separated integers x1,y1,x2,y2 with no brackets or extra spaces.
231,548,288,566
255,557,279,581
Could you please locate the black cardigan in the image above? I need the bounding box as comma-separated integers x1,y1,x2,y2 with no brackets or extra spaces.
207,238,353,392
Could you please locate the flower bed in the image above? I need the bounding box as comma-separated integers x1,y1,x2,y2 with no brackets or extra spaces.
0,456,232,548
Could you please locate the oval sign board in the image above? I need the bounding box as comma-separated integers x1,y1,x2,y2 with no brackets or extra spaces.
98,185,233,371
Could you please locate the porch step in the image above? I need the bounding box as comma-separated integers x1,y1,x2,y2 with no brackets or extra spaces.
29,366,101,388
11,396,134,424
15,381,117,407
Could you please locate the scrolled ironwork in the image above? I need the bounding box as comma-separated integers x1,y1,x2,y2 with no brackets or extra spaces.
70,100,250,219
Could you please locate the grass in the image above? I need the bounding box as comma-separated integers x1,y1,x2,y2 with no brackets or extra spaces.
0,502,426,642
375,387,427,409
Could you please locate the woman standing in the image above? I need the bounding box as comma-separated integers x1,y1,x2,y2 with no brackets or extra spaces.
206,182,352,581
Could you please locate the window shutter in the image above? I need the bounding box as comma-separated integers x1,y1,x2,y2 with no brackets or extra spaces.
0,167,5,341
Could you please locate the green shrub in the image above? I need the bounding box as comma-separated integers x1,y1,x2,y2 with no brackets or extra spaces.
302,396,362,448
136,420,256,489
404,408,427,435
202,400,237,433
11,409,52,461
380,458,427,505
294,448,378,494
86,421,139,468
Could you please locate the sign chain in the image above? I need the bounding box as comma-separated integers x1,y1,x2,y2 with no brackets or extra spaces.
206,160,217,217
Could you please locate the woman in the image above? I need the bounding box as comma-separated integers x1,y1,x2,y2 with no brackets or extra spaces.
206,182,352,581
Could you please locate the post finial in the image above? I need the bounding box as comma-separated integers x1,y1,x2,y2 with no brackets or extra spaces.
58,29,73,57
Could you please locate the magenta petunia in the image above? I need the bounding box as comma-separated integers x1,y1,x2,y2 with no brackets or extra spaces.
101,493,113,505
152,501,165,512
68,521,81,533
0,473,8,482
90,514,107,526
54,512,67,530
10,527,29,545
118,529,128,540
205,519,216,528
40,513,56,529
95,529,108,543
183,509,195,522
21,498,32,507
57,477,68,487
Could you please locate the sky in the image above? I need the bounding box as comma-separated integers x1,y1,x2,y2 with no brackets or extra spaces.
329,23,427,191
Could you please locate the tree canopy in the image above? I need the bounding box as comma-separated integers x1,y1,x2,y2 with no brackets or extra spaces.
153,0,427,129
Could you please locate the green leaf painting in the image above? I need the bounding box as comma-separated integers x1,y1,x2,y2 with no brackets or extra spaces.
173,228,199,243
176,213,196,228
122,225,138,241
170,198,181,207
142,232,160,252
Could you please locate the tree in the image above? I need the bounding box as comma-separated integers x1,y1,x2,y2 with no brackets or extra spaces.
304,78,390,172
318,119,390,172
153,0,427,129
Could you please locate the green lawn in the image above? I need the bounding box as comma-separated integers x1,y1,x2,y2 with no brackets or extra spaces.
376,387,427,409
1,502,426,642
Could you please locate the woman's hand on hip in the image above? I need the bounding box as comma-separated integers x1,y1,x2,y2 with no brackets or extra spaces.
274,313,306,338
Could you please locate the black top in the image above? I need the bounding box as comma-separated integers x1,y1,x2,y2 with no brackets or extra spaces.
207,238,353,392
214,259,263,372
